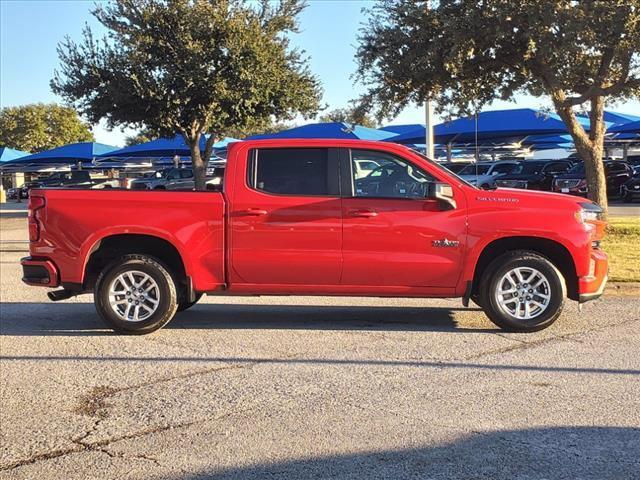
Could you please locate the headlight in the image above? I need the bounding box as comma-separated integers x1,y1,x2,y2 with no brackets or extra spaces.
577,202,604,223
576,202,606,241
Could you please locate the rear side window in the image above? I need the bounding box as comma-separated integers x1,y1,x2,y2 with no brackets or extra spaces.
249,148,339,196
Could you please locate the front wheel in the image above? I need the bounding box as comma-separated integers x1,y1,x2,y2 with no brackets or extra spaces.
479,251,566,332
94,254,178,334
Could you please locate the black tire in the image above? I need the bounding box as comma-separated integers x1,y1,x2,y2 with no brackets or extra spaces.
479,250,566,332
177,293,203,312
94,254,178,334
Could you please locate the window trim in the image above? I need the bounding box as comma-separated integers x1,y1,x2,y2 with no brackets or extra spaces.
246,147,341,198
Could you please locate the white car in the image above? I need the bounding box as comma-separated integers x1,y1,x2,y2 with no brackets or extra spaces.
457,161,520,189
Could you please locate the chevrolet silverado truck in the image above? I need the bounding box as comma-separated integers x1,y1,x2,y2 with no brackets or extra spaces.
21,139,608,334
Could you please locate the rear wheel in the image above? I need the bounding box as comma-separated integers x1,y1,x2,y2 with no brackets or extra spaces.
479,251,566,332
94,254,178,334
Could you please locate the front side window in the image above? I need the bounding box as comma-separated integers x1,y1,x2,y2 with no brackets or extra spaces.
250,148,337,196
351,149,435,199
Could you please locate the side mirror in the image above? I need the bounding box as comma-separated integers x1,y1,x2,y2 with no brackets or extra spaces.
427,182,457,210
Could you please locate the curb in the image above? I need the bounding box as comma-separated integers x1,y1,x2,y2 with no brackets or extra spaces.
605,282,640,297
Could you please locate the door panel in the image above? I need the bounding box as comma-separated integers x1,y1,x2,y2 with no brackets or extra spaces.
229,147,343,285
342,198,466,287
342,149,466,287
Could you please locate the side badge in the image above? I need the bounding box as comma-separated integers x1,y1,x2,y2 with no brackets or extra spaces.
432,239,460,248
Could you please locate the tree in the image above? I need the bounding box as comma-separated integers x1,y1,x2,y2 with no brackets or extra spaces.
356,0,640,215
52,0,322,190
318,106,378,128
125,129,156,147
0,103,94,153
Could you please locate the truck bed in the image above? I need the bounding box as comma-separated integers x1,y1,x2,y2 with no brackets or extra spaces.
28,189,226,291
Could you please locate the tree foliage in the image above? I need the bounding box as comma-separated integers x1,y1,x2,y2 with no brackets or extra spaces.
318,106,378,128
52,0,322,189
125,129,156,147
356,0,640,213
0,103,94,153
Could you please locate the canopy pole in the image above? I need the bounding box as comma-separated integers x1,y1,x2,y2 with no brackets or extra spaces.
425,100,435,159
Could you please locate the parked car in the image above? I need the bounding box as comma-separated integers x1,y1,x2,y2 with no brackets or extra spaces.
494,160,574,191
8,171,118,199
552,160,633,197
620,165,640,203
456,161,521,189
22,139,608,335
129,167,195,190
440,161,473,174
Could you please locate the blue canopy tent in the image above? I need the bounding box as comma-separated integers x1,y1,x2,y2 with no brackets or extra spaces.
388,108,591,146
580,110,640,126
245,122,397,141
100,135,239,159
0,147,30,162
608,120,640,135
379,124,424,135
1,142,118,171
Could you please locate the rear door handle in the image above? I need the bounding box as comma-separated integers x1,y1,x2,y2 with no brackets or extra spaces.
349,209,378,218
241,208,268,216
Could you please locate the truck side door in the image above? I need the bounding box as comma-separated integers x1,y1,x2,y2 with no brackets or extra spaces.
229,147,343,286
341,148,466,288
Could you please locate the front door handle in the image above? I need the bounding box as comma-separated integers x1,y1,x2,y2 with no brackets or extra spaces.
349,209,378,218
241,208,268,216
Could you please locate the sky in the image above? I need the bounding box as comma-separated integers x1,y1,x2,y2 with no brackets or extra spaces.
1,0,639,148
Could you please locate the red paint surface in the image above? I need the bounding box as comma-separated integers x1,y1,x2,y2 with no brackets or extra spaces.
22,139,608,298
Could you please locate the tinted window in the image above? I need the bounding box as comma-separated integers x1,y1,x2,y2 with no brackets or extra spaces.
251,148,336,196
606,162,628,174
459,164,491,175
511,162,545,175
180,170,193,179
352,149,435,199
543,162,571,174
492,163,518,174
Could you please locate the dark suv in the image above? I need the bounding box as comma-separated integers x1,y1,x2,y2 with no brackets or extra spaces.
552,160,633,197
494,160,573,191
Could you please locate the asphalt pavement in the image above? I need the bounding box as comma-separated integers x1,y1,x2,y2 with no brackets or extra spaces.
1,214,639,479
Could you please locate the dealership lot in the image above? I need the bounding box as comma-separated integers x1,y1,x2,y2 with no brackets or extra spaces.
1,214,639,479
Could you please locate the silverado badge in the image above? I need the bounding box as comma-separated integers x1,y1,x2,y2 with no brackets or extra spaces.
432,239,460,248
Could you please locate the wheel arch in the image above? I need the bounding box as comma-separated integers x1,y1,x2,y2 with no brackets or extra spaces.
82,233,189,292
471,236,579,301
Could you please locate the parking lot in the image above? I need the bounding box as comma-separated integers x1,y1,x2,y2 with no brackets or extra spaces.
1,212,639,479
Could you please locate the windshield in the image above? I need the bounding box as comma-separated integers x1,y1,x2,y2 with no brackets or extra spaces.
568,162,585,174
459,164,491,175
509,162,545,175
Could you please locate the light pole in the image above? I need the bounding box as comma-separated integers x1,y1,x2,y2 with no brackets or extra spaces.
425,99,435,159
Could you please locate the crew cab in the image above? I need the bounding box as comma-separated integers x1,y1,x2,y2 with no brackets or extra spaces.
21,139,608,334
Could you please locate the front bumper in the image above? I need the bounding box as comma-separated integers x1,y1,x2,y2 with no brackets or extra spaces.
578,249,608,303
21,257,59,287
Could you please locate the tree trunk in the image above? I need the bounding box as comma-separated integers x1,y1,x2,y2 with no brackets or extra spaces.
186,132,219,191
185,132,207,191
551,94,608,218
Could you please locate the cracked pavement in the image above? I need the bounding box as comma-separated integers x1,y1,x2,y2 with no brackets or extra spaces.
1,216,639,479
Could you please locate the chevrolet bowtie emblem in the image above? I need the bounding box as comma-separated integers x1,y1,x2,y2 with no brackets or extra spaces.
432,238,459,248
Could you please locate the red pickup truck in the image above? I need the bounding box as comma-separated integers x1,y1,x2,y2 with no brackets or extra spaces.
22,139,608,334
